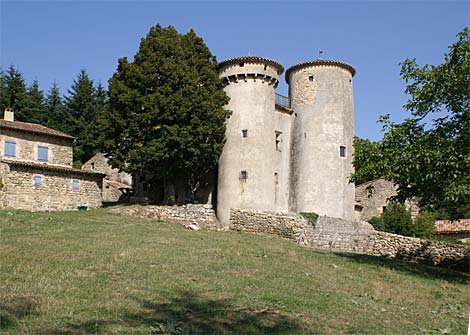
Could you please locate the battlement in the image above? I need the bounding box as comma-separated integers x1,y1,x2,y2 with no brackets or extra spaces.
285,59,356,84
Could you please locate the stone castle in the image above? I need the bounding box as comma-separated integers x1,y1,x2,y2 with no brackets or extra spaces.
216,56,355,224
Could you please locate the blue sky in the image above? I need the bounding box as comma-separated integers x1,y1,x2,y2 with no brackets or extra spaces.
1,0,468,141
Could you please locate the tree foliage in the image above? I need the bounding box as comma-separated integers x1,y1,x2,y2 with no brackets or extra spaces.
64,70,107,166
351,137,388,185
353,28,470,219
100,25,229,201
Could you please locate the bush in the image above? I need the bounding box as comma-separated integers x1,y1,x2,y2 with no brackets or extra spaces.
382,202,413,236
412,211,436,239
299,212,319,227
368,216,385,231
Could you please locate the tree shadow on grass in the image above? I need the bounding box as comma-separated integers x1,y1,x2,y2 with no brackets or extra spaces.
0,296,38,331
38,290,308,335
335,252,469,284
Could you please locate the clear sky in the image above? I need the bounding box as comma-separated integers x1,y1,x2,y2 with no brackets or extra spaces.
1,0,468,141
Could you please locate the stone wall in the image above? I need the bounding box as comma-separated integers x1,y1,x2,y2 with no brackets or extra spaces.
230,209,308,241
111,204,221,230
367,232,469,271
0,163,102,211
1,128,73,166
230,209,469,271
355,178,420,221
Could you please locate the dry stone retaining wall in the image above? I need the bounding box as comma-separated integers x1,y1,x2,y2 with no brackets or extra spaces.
230,209,469,271
230,209,308,241
111,204,221,230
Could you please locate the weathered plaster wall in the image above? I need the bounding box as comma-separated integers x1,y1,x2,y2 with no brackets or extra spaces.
0,129,73,166
217,60,282,224
0,163,102,211
288,65,355,220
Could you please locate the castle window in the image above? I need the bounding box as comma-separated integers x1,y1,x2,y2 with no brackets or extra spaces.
37,146,49,162
91,162,95,170
242,129,248,138
309,75,315,82
275,131,282,151
34,175,42,188
240,170,248,180
340,146,346,157
72,179,79,191
4,141,16,157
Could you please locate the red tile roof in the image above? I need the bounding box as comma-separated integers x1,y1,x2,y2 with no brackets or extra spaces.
1,158,105,178
435,219,470,234
0,120,74,140
106,180,132,189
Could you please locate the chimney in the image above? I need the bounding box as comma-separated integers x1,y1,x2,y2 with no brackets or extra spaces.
4,108,14,122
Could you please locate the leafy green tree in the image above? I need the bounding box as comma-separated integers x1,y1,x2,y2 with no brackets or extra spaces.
1,65,27,120
100,25,229,203
379,28,470,219
351,136,388,185
64,70,105,166
23,80,48,125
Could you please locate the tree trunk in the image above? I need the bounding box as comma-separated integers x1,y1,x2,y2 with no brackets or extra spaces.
163,179,176,204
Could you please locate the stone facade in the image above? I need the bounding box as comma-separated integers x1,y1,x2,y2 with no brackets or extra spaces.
355,178,420,221
82,153,132,202
0,162,102,211
217,57,356,224
0,110,104,211
111,204,222,230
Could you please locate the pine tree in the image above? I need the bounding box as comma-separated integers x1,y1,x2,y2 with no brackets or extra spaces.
23,80,48,125
101,25,229,203
3,65,27,120
64,70,105,166
0,69,8,114
45,81,69,132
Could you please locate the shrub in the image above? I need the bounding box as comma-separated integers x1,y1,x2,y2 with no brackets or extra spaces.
368,216,385,231
412,211,436,239
299,212,319,227
381,202,413,236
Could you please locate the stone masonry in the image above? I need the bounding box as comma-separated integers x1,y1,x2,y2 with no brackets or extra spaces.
111,204,222,230
229,208,469,271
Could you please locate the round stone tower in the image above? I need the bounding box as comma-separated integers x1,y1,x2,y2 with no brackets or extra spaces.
217,56,284,224
286,59,356,220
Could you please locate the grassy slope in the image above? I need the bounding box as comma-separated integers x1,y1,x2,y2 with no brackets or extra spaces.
0,209,468,335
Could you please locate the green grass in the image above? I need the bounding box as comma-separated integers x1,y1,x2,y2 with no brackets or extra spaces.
1,209,469,335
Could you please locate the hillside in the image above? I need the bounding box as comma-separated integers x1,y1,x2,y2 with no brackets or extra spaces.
0,209,469,334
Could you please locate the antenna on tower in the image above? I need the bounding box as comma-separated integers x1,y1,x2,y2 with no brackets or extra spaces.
248,50,251,56
318,50,323,59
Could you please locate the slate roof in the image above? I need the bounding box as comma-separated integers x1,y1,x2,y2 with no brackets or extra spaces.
0,120,74,140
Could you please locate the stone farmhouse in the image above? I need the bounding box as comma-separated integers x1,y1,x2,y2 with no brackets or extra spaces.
216,56,355,224
81,153,132,202
0,108,103,211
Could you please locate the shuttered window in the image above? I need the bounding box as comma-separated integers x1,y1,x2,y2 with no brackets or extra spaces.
4,141,16,157
38,146,49,162
34,176,42,187
72,179,79,191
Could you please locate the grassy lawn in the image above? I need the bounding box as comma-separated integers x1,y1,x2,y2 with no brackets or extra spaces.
1,209,469,335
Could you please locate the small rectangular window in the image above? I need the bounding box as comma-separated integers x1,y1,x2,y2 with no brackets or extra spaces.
340,146,346,157
72,179,79,191
4,141,16,157
34,176,42,187
275,131,282,151
38,146,49,162
309,75,315,82
240,170,248,180
242,129,248,138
